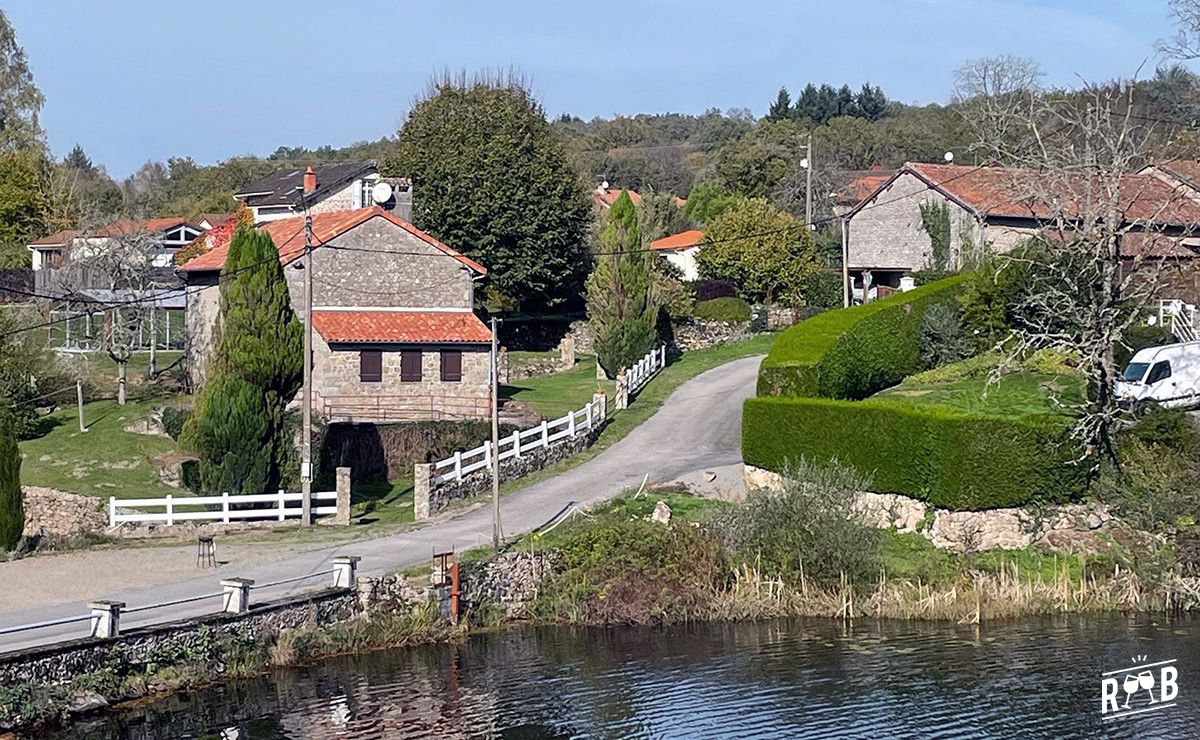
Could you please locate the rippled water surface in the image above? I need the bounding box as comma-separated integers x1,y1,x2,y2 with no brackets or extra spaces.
62,615,1199,739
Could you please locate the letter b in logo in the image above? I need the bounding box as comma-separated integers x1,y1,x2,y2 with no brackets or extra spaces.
1161,666,1179,703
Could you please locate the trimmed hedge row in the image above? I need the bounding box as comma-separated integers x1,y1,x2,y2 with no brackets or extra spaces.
757,274,970,399
743,395,1086,510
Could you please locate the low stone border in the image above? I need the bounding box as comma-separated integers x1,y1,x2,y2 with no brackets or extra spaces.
743,465,1113,553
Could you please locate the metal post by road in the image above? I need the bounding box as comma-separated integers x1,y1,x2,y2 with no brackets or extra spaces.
77,380,86,432
300,211,314,527
805,132,814,229
490,316,502,551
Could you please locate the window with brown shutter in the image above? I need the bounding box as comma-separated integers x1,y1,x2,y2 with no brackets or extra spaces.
400,350,423,382
359,350,382,382
440,350,463,382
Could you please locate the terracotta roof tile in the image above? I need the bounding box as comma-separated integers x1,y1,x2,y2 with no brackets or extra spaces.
650,229,705,251
312,310,492,344
594,186,643,208
177,206,486,275
29,217,200,248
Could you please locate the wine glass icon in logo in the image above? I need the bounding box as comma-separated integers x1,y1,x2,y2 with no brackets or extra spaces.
1122,672,1141,709
1138,670,1157,704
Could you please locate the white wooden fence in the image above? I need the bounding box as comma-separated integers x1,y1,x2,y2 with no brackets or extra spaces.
109,490,338,527
429,344,665,488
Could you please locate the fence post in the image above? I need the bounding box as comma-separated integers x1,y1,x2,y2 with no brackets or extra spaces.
454,450,463,482
165,494,174,526
89,601,124,639
277,489,286,521
108,496,116,527
541,419,549,447
332,555,361,588
483,440,491,469
511,429,521,458
222,492,230,524
616,370,629,410
335,467,352,525
660,345,666,369
568,408,577,436
221,578,253,614
592,391,607,423
413,463,432,520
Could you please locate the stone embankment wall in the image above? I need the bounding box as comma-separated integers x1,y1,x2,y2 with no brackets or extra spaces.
466,552,560,617
415,426,604,518
743,465,1113,553
672,320,753,351
21,487,107,539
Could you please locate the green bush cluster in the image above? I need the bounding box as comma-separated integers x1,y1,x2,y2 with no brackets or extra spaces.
694,296,752,323
743,396,1085,510
160,405,191,441
757,275,969,399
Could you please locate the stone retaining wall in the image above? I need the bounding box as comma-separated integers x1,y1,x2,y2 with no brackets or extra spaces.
743,465,1112,553
415,425,606,519
466,551,560,616
672,320,752,352
21,487,107,540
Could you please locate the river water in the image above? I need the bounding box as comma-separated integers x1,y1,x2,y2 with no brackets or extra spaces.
59,615,1198,739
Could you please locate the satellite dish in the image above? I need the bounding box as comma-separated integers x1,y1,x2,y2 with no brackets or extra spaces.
371,181,394,205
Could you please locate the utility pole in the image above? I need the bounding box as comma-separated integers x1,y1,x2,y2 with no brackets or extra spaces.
804,132,814,229
300,173,315,527
490,316,502,551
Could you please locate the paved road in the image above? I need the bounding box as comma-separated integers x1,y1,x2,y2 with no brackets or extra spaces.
0,355,762,653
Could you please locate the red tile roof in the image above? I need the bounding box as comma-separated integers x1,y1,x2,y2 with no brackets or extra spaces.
835,165,893,206
311,310,492,344
650,229,705,251
1149,160,1200,191
29,217,199,248
594,186,643,208
29,229,79,247
177,206,486,275
852,163,1200,225
1119,232,1200,258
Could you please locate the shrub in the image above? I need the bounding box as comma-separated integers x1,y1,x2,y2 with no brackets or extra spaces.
798,270,843,309
910,269,958,286
160,406,191,441
694,296,752,323
1116,321,1175,369
694,279,737,302
742,395,1087,510
718,459,880,586
919,303,973,370
0,414,21,551
757,274,970,399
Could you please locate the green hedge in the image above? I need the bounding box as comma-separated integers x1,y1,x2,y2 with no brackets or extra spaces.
695,296,752,323
757,274,970,399
743,396,1086,510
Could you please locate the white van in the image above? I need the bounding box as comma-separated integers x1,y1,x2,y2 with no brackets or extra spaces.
1115,341,1200,410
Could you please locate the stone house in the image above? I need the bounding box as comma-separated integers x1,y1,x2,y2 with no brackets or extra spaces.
649,229,704,281
235,162,412,223
177,205,492,423
843,162,1200,303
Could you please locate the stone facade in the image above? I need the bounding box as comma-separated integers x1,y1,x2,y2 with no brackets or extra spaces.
21,487,108,540
742,465,1113,553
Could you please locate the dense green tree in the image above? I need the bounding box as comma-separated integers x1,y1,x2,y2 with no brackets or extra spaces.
836,84,858,118
683,181,735,226
587,192,660,376
0,148,46,267
392,75,591,309
183,225,303,494
0,10,43,152
767,87,792,121
696,197,819,303
857,82,890,122
0,412,21,551
638,191,691,243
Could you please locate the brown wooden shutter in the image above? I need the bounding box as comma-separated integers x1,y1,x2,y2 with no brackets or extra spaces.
440,349,463,382
400,350,423,382
359,350,382,382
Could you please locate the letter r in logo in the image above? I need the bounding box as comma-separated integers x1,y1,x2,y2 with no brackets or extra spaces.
1101,677,1120,713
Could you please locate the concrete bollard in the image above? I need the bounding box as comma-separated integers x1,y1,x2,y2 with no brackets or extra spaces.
335,467,351,525
413,463,432,520
89,601,124,639
221,578,254,614
332,555,361,589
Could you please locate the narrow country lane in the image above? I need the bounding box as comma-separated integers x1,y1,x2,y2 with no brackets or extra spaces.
0,355,763,652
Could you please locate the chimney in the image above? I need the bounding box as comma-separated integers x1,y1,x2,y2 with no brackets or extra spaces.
303,165,317,194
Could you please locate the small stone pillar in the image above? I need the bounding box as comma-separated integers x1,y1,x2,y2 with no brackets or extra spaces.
592,390,607,422
497,347,509,385
334,467,351,525
332,555,361,589
413,463,432,520
615,371,629,410
559,334,576,369
596,358,607,380
89,601,124,639
221,578,254,614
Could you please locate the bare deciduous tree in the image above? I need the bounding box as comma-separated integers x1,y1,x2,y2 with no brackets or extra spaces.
1160,0,1200,60
954,56,1195,462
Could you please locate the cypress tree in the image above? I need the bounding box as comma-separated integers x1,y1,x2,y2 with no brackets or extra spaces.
587,191,660,376
183,225,303,494
0,412,22,551
767,87,792,121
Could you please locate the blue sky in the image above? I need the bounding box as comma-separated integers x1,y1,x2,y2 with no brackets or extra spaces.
5,0,1179,178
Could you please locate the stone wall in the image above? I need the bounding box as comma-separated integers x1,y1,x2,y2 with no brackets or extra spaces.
465,551,560,616
21,487,107,539
672,320,752,351
742,465,1113,553
566,320,595,355
416,425,605,518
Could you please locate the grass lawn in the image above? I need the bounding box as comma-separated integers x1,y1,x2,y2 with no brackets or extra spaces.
880,530,1090,585
351,477,415,526
871,371,1084,419
20,399,184,500
502,356,609,419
